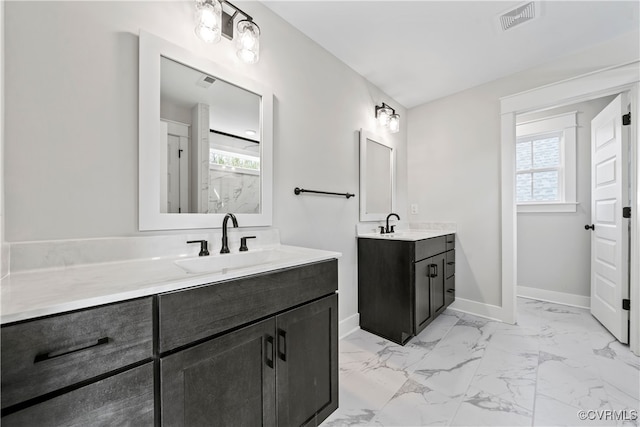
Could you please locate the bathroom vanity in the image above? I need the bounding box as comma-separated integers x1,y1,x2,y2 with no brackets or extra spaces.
1,242,339,426
358,231,455,345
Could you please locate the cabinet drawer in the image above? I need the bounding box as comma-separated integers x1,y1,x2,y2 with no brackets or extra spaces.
415,236,446,261
445,234,455,251
1,297,153,409
445,276,455,307
445,250,455,278
2,362,154,426
158,260,338,352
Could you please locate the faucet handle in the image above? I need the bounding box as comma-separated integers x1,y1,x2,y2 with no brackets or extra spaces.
389,225,396,233
239,236,256,252
379,226,386,235
187,240,209,257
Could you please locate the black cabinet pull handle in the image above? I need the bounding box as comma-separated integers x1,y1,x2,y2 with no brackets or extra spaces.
585,224,595,230
447,289,455,293
428,264,438,278
34,337,110,364
265,335,274,369
447,262,455,266
277,329,287,362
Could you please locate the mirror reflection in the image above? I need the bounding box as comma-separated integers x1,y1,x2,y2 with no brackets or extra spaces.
159,56,261,214
359,130,395,221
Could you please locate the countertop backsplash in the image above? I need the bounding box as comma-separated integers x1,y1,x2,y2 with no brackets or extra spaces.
8,229,280,273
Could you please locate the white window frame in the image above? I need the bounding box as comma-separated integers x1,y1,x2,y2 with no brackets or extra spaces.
515,111,577,213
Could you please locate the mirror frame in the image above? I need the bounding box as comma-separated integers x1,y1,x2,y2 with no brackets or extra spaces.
359,129,396,221
139,30,273,230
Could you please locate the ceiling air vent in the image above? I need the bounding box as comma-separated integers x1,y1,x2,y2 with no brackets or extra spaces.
499,2,536,31
196,74,216,88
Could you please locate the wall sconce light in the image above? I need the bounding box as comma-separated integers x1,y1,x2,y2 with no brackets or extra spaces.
375,103,400,133
194,0,261,64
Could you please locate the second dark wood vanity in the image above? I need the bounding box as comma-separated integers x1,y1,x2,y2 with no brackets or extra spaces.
358,233,455,345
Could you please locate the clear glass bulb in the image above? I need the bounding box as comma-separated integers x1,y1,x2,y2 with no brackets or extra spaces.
236,20,260,64
389,114,400,133
195,0,222,43
377,106,392,127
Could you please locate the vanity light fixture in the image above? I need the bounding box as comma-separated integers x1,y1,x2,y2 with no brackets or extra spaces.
194,0,222,43
194,0,261,64
375,103,400,134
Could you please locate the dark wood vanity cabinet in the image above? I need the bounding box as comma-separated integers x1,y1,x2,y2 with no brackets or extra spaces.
0,297,155,426
159,259,339,427
358,234,455,345
160,294,338,427
1,259,339,426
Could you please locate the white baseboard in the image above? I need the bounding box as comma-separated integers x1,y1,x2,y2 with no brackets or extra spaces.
518,285,590,309
448,298,504,322
339,313,360,339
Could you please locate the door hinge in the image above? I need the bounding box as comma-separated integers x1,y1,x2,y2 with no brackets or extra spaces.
622,299,630,311
622,112,631,126
623,207,631,219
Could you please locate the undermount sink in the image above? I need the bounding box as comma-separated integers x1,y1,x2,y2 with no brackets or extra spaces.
174,248,294,274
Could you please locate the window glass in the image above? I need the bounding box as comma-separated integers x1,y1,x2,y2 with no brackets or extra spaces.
533,136,560,169
516,141,532,171
532,170,559,201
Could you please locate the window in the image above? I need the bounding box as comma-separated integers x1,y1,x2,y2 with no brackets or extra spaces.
515,112,577,213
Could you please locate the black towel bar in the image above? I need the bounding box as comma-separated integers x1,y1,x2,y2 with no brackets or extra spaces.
294,187,355,199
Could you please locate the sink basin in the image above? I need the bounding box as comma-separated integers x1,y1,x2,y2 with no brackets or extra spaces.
174,248,294,274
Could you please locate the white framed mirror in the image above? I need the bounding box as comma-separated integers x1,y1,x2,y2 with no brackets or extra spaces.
359,129,395,221
139,31,273,230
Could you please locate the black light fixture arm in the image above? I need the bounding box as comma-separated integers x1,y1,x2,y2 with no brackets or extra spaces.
375,102,397,115
221,0,253,22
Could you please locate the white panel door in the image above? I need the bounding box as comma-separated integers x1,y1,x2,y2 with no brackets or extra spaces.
590,94,630,343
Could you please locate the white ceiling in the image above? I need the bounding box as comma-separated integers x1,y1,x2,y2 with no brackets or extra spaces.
261,1,640,108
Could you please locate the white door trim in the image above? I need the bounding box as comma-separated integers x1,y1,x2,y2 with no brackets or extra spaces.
499,61,640,355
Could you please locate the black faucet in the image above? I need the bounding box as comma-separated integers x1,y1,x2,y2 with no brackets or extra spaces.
382,213,400,234
220,213,239,254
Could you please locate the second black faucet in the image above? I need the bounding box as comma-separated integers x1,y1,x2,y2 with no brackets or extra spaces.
380,213,400,234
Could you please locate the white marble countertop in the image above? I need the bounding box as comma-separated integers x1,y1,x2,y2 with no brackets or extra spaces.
0,244,341,325
357,229,454,241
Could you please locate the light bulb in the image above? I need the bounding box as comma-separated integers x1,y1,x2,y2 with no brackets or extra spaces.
236,20,260,64
389,114,400,133
195,0,222,43
376,106,392,127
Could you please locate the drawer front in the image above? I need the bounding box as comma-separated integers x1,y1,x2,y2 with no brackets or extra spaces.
445,234,455,251
2,362,154,427
158,260,338,353
1,297,153,409
445,250,455,278
445,276,455,307
415,236,446,261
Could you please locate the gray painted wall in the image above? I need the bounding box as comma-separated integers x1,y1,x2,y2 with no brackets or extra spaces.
516,96,617,298
3,1,407,325
407,30,639,306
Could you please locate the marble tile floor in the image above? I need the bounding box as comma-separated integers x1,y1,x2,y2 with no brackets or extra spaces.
321,298,640,427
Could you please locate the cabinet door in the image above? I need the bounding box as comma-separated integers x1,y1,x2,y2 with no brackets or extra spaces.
431,253,447,316
415,258,433,331
2,363,154,427
276,294,338,427
160,318,276,427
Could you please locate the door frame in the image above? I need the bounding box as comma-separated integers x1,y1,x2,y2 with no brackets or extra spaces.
499,60,640,355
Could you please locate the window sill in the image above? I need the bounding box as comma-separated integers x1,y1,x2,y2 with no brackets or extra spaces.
517,202,578,213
